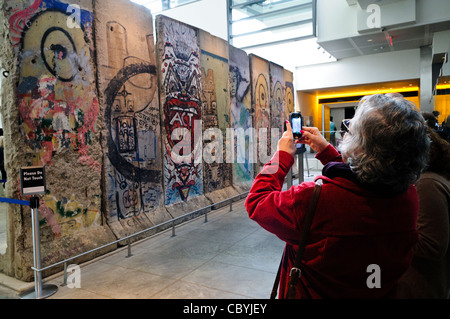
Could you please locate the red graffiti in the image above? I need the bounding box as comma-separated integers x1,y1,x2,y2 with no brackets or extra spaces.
9,0,43,45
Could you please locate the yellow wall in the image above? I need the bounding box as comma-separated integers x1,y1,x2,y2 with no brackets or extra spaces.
297,91,319,127
435,93,450,124
296,86,450,135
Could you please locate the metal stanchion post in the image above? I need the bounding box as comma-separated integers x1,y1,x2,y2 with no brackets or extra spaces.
126,240,133,258
61,262,68,287
287,167,293,189
298,152,304,184
20,196,58,299
171,220,176,237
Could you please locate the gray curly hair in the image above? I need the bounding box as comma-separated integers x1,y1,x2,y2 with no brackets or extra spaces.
339,93,430,193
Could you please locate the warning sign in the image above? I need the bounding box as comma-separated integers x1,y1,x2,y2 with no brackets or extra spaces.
20,166,46,196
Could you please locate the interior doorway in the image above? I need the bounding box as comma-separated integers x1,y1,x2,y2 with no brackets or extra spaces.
322,102,357,150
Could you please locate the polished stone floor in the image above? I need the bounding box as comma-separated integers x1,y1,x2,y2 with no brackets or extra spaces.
45,200,285,299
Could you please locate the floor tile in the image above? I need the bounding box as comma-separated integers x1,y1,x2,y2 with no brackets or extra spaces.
181,260,276,299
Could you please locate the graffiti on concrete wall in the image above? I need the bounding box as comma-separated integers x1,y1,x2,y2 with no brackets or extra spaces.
39,193,100,238
157,16,204,205
11,0,99,167
201,67,226,193
284,69,295,121
270,63,286,133
250,55,273,172
5,0,102,239
101,16,162,220
199,36,232,193
229,46,253,183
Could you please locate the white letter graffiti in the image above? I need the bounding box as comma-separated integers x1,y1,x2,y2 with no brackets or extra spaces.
66,4,81,29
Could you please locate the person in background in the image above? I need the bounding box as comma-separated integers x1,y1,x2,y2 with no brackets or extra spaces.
441,115,450,142
398,126,450,298
329,116,336,147
246,93,430,298
422,112,439,131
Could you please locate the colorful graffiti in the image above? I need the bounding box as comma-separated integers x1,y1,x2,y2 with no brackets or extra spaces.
229,46,253,183
201,67,226,192
12,1,98,166
250,55,272,171
284,69,295,119
199,34,232,193
270,62,287,133
157,16,204,205
40,194,99,238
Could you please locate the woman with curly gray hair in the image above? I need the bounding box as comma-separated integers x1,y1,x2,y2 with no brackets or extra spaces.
246,93,430,298
339,93,430,194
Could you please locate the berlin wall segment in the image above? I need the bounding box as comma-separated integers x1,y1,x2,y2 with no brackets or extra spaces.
1,0,116,281
95,0,171,241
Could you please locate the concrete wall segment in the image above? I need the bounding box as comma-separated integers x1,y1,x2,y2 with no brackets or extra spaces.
94,0,171,240
0,0,117,281
228,45,254,192
199,29,239,204
155,15,212,217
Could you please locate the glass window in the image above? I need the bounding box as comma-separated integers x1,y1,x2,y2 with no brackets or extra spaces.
229,0,316,49
131,0,199,14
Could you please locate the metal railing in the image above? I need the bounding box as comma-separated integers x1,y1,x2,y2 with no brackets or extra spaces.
30,191,249,290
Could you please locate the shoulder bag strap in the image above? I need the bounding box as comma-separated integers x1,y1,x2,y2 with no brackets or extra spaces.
286,180,322,299
270,180,323,299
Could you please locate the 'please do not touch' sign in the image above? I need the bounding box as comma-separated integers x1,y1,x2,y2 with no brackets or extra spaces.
20,166,46,196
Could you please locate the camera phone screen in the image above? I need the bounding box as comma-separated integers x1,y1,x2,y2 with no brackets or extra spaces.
292,118,301,133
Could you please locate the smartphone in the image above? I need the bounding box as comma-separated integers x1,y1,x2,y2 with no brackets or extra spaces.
289,112,303,139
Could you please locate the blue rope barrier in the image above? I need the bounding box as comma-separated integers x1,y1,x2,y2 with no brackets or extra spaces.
0,197,30,206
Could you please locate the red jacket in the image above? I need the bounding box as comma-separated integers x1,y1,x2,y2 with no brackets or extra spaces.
245,145,419,298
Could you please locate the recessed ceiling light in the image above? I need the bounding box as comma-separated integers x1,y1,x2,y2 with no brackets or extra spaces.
367,39,373,42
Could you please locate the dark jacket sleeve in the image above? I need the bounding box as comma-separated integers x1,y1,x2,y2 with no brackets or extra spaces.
414,176,450,260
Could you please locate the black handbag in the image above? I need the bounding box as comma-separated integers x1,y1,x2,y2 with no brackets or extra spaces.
270,180,322,299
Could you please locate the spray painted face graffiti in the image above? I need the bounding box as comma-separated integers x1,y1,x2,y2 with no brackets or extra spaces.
14,8,98,165
161,42,204,204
